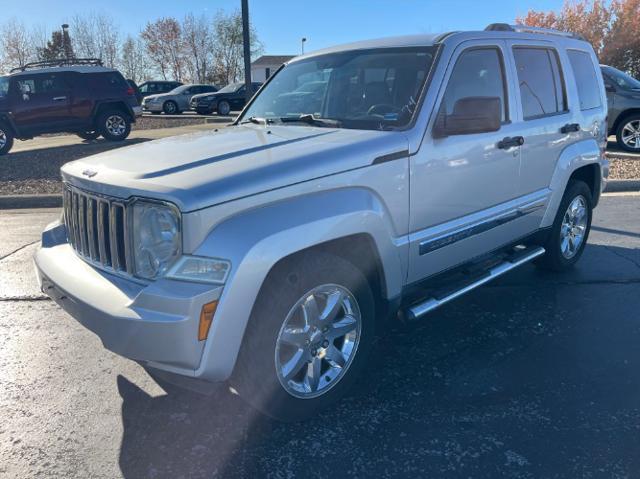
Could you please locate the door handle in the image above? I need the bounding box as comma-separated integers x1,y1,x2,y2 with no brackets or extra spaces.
497,136,524,149
52,96,67,101
560,123,580,133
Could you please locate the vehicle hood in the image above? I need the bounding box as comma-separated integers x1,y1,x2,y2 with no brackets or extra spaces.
191,92,217,101
61,125,409,212
144,93,172,101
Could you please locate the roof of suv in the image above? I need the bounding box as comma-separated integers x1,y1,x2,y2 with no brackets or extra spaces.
292,25,590,63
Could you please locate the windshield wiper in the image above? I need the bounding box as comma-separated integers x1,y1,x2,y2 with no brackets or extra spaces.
280,114,341,128
239,116,273,125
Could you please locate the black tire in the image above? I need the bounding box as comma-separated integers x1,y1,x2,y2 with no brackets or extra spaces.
615,114,640,152
163,101,179,115
217,100,231,116
97,110,131,142
231,251,376,422
0,123,14,155
536,179,593,271
76,131,100,141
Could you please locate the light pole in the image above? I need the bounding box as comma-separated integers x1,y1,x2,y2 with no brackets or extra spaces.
241,0,253,104
61,24,72,60
301,37,307,55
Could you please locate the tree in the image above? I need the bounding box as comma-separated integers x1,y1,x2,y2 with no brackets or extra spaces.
211,9,263,85
141,18,184,81
603,0,640,76
182,13,213,83
120,35,151,82
38,29,74,62
0,19,34,71
71,13,120,67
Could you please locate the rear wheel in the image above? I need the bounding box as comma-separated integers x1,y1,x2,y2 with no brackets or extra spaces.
231,252,376,421
0,124,14,155
217,100,231,116
536,179,593,271
76,131,100,141
616,115,640,152
97,110,131,142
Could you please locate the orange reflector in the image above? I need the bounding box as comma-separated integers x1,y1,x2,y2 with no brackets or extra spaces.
198,301,218,341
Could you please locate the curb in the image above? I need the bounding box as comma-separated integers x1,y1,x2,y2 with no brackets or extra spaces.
604,179,640,193
0,194,62,210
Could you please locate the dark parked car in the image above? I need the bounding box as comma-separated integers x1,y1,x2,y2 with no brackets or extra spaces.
601,65,640,152
0,59,141,155
190,82,262,115
138,80,183,98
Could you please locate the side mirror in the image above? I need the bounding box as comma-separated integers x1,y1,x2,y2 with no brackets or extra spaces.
433,96,502,138
605,84,616,93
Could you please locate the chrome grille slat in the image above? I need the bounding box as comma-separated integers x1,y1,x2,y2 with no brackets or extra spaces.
63,185,131,275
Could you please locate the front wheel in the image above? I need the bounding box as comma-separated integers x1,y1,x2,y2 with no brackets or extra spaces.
616,115,640,152
231,252,376,421
97,110,131,142
163,101,179,115
536,179,593,271
0,124,14,155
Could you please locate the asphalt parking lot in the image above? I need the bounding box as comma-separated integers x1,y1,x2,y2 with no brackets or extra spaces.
1,194,639,478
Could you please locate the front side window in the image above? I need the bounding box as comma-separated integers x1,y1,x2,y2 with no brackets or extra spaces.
513,47,567,119
241,47,436,130
441,47,508,122
568,50,602,110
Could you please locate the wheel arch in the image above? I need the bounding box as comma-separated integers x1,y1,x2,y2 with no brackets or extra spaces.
191,187,404,381
93,101,134,124
611,108,640,136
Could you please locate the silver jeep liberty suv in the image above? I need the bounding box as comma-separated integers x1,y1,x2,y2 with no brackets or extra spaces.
36,23,608,421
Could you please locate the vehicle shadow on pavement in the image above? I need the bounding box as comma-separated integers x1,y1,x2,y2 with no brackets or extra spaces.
116,243,640,479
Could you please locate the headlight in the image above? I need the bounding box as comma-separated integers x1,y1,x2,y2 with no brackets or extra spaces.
166,256,231,284
132,200,181,280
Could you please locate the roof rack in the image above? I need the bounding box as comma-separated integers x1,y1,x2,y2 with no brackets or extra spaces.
10,58,103,73
484,23,586,41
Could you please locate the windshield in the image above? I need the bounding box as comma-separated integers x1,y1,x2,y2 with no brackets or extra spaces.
218,83,241,94
240,47,436,130
603,66,640,90
0,76,8,97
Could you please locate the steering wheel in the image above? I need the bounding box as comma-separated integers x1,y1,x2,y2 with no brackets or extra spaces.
367,104,399,117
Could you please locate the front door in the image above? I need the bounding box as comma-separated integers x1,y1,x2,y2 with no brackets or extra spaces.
11,73,71,133
408,41,524,283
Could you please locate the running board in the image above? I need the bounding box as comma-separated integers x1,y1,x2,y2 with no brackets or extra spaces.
406,246,546,320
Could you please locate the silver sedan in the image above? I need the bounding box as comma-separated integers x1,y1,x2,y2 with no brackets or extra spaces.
142,84,218,114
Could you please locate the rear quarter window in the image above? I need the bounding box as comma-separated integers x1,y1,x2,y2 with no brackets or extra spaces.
567,50,602,110
87,72,128,92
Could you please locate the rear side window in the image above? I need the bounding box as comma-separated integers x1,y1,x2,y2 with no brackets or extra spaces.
567,50,602,110
441,48,508,122
88,72,127,92
513,47,567,120
17,74,68,95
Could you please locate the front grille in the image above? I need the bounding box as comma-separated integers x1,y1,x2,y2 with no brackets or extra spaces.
63,185,132,274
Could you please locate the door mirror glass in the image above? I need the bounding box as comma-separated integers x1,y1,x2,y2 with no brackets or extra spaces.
605,83,616,93
433,96,501,137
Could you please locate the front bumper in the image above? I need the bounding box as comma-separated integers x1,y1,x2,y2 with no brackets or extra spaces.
35,221,223,378
143,101,163,112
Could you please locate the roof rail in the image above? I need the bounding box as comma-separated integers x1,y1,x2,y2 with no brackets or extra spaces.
10,58,104,73
484,23,586,41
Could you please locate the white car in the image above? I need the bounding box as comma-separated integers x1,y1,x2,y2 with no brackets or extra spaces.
36,24,608,421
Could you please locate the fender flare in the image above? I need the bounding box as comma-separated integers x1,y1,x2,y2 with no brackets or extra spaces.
541,137,603,228
192,187,404,381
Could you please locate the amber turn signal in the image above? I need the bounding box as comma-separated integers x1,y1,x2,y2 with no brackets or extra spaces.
198,301,218,341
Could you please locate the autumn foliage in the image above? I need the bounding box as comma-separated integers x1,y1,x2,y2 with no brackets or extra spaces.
517,0,640,76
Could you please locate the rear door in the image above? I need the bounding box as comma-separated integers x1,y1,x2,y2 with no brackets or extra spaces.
505,40,572,196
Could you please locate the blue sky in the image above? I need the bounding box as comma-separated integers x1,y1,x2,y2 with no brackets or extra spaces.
3,0,564,55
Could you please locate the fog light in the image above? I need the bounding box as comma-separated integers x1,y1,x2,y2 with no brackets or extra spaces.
199,301,218,341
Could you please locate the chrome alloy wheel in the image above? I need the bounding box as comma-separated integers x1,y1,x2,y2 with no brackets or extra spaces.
560,195,588,259
275,284,362,399
0,129,6,149
621,120,640,149
105,115,126,137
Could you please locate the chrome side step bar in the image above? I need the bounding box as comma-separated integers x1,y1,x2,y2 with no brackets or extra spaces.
406,246,546,320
